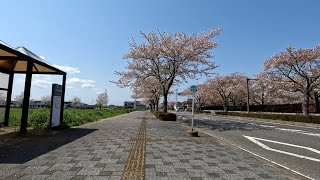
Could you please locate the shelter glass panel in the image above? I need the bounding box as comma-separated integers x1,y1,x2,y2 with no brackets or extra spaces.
0,72,9,89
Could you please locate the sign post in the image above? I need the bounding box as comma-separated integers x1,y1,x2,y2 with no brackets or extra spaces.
50,84,62,128
190,85,197,131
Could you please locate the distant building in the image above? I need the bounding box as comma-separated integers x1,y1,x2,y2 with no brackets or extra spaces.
124,101,146,111
80,103,94,109
29,100,47,109
64,101,72,109
124,101,134,108
108,104,119,109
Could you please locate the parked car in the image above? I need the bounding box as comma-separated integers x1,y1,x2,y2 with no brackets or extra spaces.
175,107,184,112
185,107,192,112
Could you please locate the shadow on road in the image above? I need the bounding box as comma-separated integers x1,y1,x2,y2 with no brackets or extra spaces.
178,117,273,132
0,127,97,164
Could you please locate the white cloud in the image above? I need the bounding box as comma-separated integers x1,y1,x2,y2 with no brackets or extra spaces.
53,65,80,74
67,78,95,84
33,79,52,88
67,77,95,89
81,83,95,88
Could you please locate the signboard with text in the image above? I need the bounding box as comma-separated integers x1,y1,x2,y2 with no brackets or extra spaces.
50,84,62,127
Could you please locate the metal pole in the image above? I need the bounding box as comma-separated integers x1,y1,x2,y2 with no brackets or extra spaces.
191,94,195,131
247,78,250,113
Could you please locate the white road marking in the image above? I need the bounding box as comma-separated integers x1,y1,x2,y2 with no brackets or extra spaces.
182,114,320,137
244,135,320,162
275,128,320,137
195,128,314,180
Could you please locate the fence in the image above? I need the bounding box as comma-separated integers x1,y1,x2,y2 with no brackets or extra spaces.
202,104,317,113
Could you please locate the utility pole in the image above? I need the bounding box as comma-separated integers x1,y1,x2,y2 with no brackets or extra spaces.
247,78,250,113
247,78,257,113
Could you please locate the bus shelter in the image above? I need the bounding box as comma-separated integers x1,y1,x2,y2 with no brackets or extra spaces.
0,41,66,135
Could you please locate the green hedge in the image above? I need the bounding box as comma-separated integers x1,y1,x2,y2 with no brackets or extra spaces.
216,111,320,124
151,110,177,121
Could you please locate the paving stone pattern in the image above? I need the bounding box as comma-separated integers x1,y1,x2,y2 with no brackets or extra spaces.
121,119,146,180
0,111,301,180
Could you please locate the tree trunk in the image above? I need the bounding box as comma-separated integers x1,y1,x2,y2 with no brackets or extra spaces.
223,101,228,112
314,92,319,113
302,93,309,115
155,96,159,111
163,92,168,112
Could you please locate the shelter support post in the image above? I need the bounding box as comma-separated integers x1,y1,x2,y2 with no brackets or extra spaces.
20,61,33,135
4,73,14,126
60,74,66,126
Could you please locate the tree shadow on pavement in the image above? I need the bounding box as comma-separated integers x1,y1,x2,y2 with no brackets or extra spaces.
0,127,97,164
178,118,273,132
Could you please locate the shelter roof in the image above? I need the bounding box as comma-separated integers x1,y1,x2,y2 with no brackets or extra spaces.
0,41,65,74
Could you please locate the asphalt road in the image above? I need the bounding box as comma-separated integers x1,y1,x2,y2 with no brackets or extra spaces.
175,112,320,180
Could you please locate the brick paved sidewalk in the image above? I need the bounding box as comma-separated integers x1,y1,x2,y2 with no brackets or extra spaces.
0,111,303,180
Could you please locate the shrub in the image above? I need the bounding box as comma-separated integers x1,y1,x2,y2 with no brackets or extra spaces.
151,110,161,119
216,112,320,124
158,112,176,121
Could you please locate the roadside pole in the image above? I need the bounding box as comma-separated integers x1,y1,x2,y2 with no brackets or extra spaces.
191,94,195,131
187,85,198,137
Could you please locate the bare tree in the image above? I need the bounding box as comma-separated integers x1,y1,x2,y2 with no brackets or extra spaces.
40,95,51,108
96,89,109,109
71,96,82,108
113,29,220,112
0,92,5,101
14,92,24,108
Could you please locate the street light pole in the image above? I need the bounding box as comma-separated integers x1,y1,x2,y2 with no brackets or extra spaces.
247,78,250,113
246,78,258,113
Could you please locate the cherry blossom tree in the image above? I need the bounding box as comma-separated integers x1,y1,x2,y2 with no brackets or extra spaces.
312,86,320,113
206,73,246,112
181,83,212,110
263,45,320,115
228,73,246,107
113,29,221,112
250,73,301,106
131,77,161,110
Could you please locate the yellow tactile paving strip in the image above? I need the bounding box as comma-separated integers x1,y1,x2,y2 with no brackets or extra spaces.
121,119,146,180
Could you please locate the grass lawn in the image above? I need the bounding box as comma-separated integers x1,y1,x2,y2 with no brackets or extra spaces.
8,108,133,128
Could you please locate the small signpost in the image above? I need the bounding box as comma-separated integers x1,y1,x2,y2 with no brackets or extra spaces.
187,85,199,137
190,85,197,130
50,84,62,128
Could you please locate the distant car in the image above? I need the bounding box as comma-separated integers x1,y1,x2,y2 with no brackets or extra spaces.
175,107,184,112
185,107,192,112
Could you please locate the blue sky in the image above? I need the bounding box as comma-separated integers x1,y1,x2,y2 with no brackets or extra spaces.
1,0,320,105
